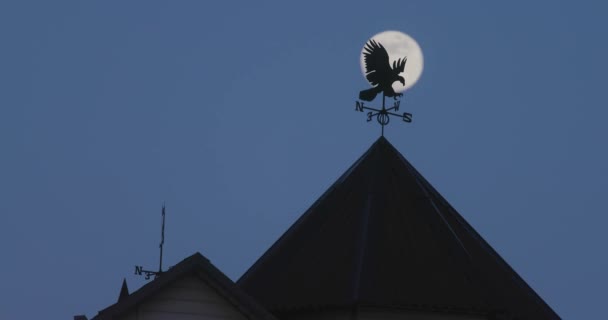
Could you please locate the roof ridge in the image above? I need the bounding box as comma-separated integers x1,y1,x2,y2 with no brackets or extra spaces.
238,139,385,287
406,159,559,315
352,143,380,304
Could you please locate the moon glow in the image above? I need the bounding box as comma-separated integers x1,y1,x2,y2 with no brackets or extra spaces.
360,30,424,92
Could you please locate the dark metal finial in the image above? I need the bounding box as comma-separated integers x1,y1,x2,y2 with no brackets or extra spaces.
118,278,129,302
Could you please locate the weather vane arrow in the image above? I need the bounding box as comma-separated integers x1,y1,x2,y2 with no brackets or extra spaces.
355,31,423,136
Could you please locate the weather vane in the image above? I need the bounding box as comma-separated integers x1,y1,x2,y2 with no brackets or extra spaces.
134,203,167,280
355,31,423,136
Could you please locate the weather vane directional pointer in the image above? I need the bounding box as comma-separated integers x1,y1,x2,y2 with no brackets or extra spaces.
355,32,423,136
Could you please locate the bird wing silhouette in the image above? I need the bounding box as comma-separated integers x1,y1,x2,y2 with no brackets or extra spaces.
363,40,392,87
392,57,407,73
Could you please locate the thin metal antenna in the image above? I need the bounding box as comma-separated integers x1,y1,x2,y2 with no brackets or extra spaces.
159,202,165,273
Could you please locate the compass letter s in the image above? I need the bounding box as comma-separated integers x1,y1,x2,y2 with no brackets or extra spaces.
402,113,412,123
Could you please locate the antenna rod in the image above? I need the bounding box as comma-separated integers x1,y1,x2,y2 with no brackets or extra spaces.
159,203,165,273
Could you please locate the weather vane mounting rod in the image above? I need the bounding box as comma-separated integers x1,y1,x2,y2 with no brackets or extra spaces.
134,203,167,280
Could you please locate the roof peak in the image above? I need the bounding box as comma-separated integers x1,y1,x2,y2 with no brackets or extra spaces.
238,140,559,319
93,252,277,320
372,135,391,147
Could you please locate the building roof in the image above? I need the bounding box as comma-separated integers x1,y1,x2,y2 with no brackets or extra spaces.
92,252,277,320
238,136,560,319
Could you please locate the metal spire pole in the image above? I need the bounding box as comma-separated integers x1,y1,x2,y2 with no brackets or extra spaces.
159,203,165,273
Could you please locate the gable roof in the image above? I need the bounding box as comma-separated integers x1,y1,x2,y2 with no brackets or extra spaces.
93,252,277,320
237,136,560,319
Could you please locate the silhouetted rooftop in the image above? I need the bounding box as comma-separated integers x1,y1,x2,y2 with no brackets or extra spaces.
93,252,277,320
238,136,559,319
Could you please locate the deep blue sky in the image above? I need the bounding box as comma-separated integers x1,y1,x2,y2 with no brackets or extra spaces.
1,1,606,319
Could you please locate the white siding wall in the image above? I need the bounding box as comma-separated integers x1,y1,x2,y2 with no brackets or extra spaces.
287,309,487,320
121,275,250,320
359,309,486,320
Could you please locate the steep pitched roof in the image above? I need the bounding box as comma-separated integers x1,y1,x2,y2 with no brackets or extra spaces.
93,252,277,320
238,137,560,319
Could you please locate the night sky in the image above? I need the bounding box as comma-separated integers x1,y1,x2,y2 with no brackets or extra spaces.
1,1,606,319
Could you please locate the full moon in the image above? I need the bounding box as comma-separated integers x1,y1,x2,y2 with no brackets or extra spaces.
360,30,424,92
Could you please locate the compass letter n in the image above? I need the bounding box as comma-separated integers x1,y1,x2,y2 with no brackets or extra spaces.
356,101,365,112
135,266,143,275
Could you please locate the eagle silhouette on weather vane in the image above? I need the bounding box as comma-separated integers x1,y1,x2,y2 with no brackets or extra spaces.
355,36,414,136
359,39,407,102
